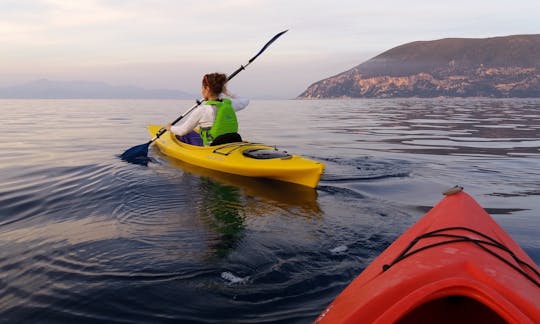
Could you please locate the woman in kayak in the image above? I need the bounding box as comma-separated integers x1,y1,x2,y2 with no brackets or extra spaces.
166,73,249,146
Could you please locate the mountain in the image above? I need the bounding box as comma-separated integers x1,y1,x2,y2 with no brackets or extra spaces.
299,34,540,98
0,79,194,99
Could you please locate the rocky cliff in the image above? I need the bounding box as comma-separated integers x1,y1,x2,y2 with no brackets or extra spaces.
298,34,540,98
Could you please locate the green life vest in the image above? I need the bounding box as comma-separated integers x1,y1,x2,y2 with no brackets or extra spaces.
200,98,239,146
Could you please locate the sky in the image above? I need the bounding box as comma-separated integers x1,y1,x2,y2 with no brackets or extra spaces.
1,0,539,98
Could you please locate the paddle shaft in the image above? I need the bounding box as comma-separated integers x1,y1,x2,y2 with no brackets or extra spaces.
150,30,288,142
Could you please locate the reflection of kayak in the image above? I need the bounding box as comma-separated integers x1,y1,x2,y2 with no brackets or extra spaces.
148,125,324,188
157,152,321,213
316,189,540,323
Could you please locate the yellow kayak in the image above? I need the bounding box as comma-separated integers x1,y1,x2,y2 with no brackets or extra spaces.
148,125,325,188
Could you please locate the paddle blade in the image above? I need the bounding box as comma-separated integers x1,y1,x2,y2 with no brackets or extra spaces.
120,141,151,166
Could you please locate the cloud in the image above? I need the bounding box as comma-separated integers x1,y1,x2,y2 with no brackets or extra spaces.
1,0,539,97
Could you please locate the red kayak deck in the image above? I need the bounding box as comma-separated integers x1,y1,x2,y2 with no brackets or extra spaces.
316,190,540,323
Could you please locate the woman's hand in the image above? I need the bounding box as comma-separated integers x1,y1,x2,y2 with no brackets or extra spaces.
165,124,172,131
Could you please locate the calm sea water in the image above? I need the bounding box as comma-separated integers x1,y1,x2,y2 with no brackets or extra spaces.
1,98,539,323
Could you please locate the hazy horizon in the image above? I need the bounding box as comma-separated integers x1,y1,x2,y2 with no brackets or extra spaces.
2,0,539,99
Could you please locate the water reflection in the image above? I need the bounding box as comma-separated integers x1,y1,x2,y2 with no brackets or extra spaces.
153,147,322,215
151,148,323,258
1,99,538,323
197,178,246,258
326,99,540,156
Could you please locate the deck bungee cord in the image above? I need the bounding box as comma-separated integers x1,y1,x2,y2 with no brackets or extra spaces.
382,226,540,288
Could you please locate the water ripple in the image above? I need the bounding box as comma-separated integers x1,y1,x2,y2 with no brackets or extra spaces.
0,98,538,323
319,156,412,182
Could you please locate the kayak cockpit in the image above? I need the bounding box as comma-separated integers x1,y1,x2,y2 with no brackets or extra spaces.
397,295,506,324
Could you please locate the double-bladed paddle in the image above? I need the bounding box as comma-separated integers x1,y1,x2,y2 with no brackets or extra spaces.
120,30,288,165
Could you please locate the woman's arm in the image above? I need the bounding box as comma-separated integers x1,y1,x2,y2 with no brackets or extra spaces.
167,108,204,136
230,98,250,112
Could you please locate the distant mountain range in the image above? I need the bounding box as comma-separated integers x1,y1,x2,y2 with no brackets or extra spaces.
0,79,194,99
299,34,540,98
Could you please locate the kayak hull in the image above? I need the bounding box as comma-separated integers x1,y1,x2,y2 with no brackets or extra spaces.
148,125,324,188
316,191,540,323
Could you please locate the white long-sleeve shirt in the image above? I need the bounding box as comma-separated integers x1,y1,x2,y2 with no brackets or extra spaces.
169,96,249,136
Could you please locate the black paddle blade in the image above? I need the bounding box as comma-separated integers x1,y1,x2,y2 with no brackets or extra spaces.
120,141,151,166
248,30,288,64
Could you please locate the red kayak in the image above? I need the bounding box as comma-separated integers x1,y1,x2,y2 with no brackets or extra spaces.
316,188,540,323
